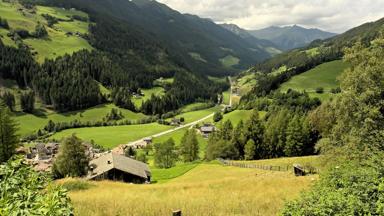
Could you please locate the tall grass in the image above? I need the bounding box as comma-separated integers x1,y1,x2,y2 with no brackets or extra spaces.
69,163,316,216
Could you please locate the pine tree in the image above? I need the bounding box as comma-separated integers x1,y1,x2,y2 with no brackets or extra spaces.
1,91,15,112
0,102,19,163
244,110,265,159
284,115,306,157
180,129,199,162
20,91,35,113
231,120,246,158
154,138,178,168
220,120,233,141
213,111,223,122
52,134,89,178
244,139,256,160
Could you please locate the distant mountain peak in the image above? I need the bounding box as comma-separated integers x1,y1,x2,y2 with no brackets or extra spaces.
249,25,337,51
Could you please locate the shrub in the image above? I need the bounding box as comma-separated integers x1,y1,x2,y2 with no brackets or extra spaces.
315,87,324,94
0,157,73,215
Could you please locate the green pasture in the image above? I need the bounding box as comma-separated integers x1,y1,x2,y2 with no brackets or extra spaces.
51,123,172,149
14,104,146,136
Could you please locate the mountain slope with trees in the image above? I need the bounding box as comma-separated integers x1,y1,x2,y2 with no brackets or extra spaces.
45,0,275,74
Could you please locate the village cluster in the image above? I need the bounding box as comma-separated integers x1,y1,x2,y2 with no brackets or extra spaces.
19,122,217,184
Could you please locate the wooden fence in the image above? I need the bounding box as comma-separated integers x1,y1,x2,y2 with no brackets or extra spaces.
218,158,319,174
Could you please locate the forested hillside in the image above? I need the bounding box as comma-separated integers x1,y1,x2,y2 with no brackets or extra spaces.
241,17,384,104
45,0,275,74
0,0,229,115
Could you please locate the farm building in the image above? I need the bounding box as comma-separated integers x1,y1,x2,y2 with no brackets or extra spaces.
200,124,216,138
87,153,151,183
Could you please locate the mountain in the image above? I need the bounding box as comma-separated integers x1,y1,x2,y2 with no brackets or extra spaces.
243,17,384,101
220,23,282,56
47,0,275,75
249,25,337,51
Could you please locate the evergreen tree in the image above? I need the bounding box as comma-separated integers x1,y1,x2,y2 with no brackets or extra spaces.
180,129,199,162
231,120,246,158
0,102,18,163
244,110,265,159
213,111,223,122
284,115,306,157
34,22,48,38
124,146,137,158
52,135,89,178
244,139,256,160
220,120,233,141
20,91,35,113
135,152,148,163
154,138,178,168
1,91,15,111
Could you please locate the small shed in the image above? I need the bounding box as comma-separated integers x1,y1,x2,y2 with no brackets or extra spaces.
87,153,151,183
293,164,306,176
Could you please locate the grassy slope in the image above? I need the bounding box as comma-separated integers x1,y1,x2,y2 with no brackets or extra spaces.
15,104,146,136
170,106,220,124
0,1,92,62
279,60,349,100
51,123,172,149
68,161,316,216
220,55,240,68
132,87,165,108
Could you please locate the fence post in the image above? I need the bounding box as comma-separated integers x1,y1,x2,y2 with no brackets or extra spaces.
173,210,182,216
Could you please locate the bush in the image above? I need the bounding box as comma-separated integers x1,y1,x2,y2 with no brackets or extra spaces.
213,111,223,122
0,157,73,215
315,87,324,94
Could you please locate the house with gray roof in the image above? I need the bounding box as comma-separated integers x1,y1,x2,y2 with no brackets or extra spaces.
87,153,151,183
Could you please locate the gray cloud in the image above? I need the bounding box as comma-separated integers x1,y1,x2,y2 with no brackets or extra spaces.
157,0,384,33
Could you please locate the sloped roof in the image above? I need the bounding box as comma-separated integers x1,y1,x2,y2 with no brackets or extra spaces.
200,126,215,133
87,153,151,180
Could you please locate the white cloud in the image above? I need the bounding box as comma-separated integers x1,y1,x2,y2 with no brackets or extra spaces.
156,0,384,33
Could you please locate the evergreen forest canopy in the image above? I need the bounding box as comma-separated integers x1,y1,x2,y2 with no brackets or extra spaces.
0,0,230,114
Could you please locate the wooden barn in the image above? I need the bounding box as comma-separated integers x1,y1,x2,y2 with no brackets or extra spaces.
87,153,151,184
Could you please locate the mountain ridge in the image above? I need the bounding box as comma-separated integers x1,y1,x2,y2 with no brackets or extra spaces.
249,25,337,51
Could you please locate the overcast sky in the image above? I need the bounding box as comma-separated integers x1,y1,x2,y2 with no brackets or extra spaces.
156,0,384,33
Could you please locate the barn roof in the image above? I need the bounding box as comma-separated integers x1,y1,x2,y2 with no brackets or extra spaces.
87,153,151,180
200,126,215,133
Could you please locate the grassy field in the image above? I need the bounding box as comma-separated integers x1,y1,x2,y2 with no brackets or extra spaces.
236,156,323,170
236,73,256,96
219,110,255,126
170,106,220,124
180,102,213,113
220,55,240,68
51,123,172,149
188,52,207,63
222,90,230,105
279,60,349,100
0,1,92,62
15,104,146,136
132,87,165,108
67,161,316,216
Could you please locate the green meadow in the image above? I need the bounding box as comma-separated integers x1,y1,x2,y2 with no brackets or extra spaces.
220,55,240,68
51,123,173,149
170,106,220,124
132,87,165,108
279,60,349,100
15,104,146,136
0,1,92,62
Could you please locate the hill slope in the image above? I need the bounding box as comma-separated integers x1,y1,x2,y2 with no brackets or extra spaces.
47,0,274,75
250,25,336,51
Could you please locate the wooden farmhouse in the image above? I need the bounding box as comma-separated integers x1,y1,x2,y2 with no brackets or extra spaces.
200,124,216,138
87,153,151,183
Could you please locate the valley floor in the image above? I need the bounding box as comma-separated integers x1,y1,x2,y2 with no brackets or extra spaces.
64,157,318,216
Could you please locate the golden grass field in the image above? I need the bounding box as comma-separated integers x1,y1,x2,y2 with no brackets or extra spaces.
65,160,318,216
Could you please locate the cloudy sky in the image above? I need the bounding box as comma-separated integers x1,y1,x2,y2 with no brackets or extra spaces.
156,0,384,33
